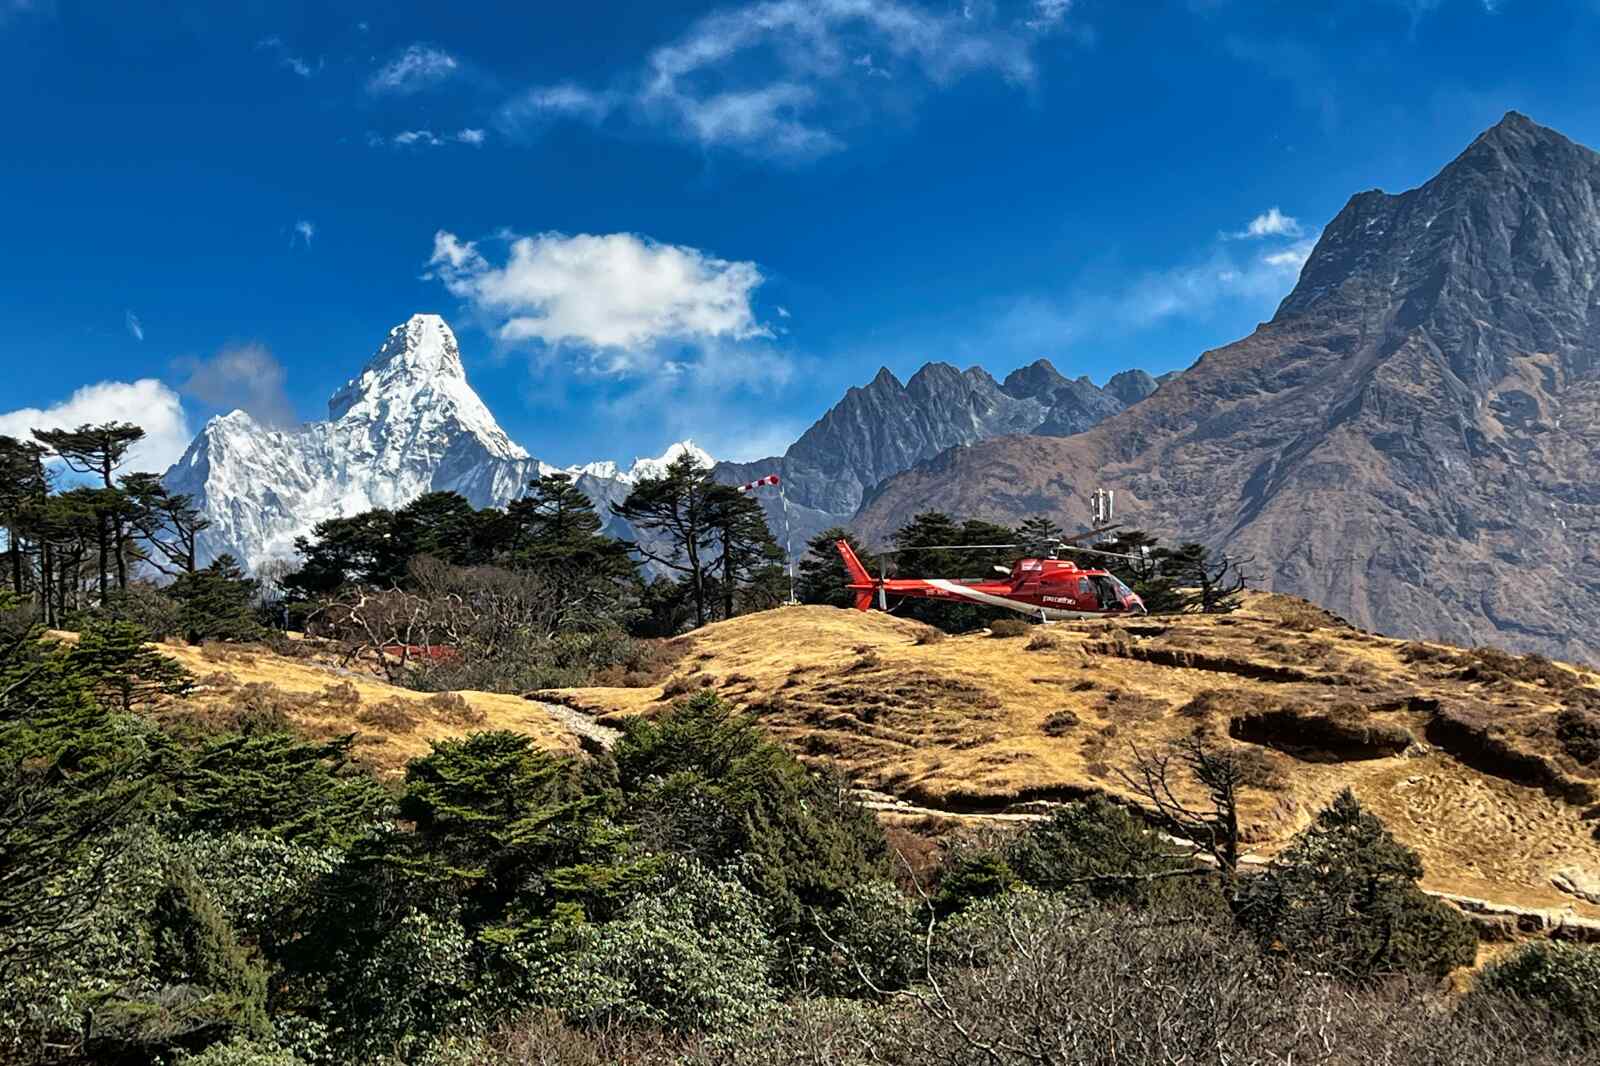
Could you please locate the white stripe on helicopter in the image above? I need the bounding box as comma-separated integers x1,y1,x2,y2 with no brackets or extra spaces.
923,579,1103,620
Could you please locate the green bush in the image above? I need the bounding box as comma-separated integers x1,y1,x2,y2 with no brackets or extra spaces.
171,555,266,643
1236,789,1478,981
808,880,922,995
167,732,390,848
933,847,1018,916
1477,942,1600,1046
69,617,192,710
1005,797,1209,909
528,857,778,1033
178,1037,308,1066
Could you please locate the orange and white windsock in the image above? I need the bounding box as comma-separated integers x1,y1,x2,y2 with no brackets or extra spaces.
736,474,781,493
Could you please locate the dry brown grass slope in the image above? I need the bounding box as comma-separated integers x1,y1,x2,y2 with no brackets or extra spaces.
548,596,1600,915
152,639,579,773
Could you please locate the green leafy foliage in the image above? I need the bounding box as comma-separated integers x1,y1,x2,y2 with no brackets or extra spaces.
532,857,779,1032
1005,796,1208,908
1476,942,1600,1046
1237,789,1478,980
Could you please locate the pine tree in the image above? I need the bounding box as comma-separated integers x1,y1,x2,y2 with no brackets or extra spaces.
0,436,48,600
131,861,271,1048
1237,789,1478,980
1016,515,1066,549
32,422,146,596
612,452,718,628
68,618,193,710
121,472,211,576
170,554,262,643
704,484,784,621
1102,529,1183,613
0,592,156,977
505,473,639,625
1160,542,1249,613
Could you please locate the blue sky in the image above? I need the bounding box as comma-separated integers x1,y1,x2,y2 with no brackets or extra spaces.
4,0,1599,472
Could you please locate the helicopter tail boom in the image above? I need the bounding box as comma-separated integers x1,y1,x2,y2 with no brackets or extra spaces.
835,539,877,611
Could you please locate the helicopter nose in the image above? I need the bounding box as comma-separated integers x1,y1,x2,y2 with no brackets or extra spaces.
1129,595,1147,615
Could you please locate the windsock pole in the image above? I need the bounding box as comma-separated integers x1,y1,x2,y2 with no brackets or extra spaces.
736,473,797,604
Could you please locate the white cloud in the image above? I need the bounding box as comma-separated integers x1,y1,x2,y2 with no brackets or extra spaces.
455,128,485,145
503,0,1070,160
368,43,458,94
499,84,618,129
393,129,444,147
125,311,144,342
1262,235,1318,271
257,36,316,78
0,380,192,473
292,219,315,247
1234,206,1303,239
427,229,770,373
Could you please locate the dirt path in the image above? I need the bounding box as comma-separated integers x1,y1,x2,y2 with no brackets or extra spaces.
527,698,623,748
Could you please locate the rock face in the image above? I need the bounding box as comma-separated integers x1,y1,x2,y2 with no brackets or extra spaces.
164,315,707,569
853,113,1600,660
714,358,1167,556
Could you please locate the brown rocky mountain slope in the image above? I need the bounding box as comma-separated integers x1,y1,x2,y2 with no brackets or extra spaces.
549,600,1600,918
851,113,1600,661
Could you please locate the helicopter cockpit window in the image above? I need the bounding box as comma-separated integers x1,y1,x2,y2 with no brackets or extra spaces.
1092,575,1127,608
1077,577,1092,600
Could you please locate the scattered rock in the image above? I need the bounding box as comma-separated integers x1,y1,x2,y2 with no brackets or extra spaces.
1552,866,1600,906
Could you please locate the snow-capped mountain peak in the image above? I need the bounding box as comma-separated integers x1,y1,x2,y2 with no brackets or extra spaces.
623,440,714,483
164,315,720,571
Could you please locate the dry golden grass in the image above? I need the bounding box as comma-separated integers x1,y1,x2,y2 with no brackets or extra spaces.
152,638,578,773
549,596,1600,914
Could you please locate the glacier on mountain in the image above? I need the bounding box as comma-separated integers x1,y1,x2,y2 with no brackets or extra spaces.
163,314,710,571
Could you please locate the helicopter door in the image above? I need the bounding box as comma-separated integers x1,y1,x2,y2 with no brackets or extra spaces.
1076,576,1097,610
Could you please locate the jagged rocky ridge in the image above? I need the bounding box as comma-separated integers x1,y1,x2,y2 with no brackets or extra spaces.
717,360,1168,555
166,314,1158,572
853,112,1600,660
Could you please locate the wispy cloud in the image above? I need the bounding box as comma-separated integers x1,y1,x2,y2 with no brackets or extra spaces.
1231,207,1303,239
124,311,144,342
174,343,298,429
374,129,484,149
0,379,192,472
368,43,459,94
292,219,316,247
499,0,1073,161
392,129,444,147
257,35,317,79
993,222,1321,352
426,229,770,376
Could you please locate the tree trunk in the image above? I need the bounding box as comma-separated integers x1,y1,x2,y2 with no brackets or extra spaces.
96,514,108,602
720,527,735,621
686,534,705,628
40,539,53,627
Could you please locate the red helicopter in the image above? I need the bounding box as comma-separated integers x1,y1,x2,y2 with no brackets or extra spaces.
835,537,1146,620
